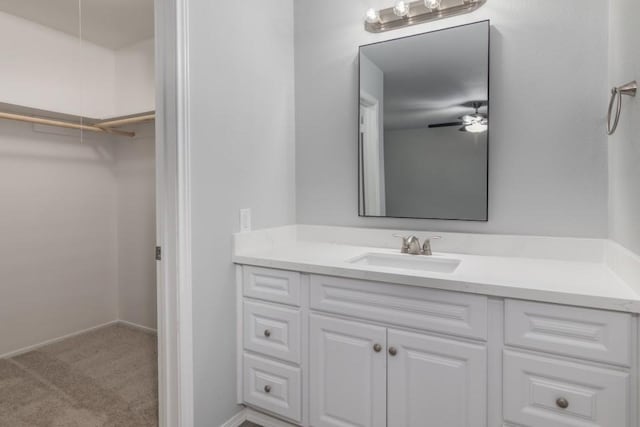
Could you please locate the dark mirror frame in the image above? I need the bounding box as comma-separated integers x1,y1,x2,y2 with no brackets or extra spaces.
357,20,491,222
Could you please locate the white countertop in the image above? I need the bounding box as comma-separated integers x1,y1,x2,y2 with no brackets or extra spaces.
233,225,640,313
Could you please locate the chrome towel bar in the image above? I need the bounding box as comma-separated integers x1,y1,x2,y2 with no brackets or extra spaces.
607,80,637,136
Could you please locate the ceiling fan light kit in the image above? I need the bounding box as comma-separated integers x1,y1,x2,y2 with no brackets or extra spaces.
428,101,488,133
459,101,488,133
364,0,487,33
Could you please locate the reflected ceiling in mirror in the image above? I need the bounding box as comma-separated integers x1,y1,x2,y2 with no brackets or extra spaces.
358,20,489,221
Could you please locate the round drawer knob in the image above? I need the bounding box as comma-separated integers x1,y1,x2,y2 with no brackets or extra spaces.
264,385,272,393
389,347,398,356
556,398,569,409
264,329,271,338
373,343,382,353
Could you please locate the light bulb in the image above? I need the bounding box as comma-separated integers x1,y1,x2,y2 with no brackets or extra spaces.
393,1,410,17
365,8,380,24
465,122,488,133
461,115,475,125
424,0,441,10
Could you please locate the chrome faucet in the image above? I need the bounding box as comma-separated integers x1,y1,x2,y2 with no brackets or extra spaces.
393,234,421,254
394,234,441,256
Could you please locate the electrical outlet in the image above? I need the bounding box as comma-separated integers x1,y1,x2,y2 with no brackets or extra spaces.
239,208,252,233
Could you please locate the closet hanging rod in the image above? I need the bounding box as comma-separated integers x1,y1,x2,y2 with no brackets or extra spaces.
94,114,155,128
0,111,158,138
0,111,135,137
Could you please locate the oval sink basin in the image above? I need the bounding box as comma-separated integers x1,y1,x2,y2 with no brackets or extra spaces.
348,253,461,274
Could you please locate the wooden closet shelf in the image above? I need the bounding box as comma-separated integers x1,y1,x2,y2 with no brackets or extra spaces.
0,104,155,138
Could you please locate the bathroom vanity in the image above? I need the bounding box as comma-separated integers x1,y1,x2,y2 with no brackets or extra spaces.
234,225,640,427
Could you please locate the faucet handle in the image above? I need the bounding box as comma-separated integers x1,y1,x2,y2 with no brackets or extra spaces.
393,234,410,254
422,236,441,256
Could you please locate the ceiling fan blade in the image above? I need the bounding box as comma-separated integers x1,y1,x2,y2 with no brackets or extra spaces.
428,121,463,128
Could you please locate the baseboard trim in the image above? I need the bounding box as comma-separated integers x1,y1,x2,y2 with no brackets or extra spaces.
220,409,247,427
0,320,119,359
219,408,298,427
245,408,297,427
0,319,158,360
117,320,158,334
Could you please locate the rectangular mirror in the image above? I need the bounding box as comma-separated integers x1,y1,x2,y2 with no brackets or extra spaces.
358,20,489,221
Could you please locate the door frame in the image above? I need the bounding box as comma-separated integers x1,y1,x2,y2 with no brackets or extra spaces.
155,0,194,426
359,90,385,216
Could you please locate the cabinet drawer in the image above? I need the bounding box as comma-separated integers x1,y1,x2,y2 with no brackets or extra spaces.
503,350,630,427
243,266,301,306
244,300,301,364
310,275,487,340
505,300,632,366
243,353,302,423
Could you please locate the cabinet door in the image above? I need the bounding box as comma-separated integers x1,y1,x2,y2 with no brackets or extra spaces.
310,314,387,427
387,329,487,427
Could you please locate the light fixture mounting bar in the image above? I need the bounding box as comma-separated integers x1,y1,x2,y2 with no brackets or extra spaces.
365,0,487,33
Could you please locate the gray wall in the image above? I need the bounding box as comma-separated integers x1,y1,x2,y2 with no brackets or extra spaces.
295,0,609,237
608,0,640,254
188,0,296,425
384,127,487,220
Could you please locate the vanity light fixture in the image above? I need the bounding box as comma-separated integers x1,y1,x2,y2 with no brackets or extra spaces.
365,0,487,33
424,0,441,10
365,8,381,24
393,1,411,17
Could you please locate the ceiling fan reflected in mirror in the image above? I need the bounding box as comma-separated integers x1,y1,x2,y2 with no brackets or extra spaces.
428,101,488,133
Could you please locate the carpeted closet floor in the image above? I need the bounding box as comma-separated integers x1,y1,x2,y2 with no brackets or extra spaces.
0,324,158,427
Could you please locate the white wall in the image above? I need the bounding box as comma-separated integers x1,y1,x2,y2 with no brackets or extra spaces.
115,122,157,329
608,0,640,255
0,120,118,356
116,38,156,116
295,0,609,237
0,121,156,357
0,10,157,356
0,114,155,358
187,0,296,425
0,11,154,119
0,11,116,118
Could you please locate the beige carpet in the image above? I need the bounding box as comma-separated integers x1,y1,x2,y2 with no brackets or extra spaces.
0,324,158,427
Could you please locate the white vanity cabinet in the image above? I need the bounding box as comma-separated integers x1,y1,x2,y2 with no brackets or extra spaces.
237,265,638,427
